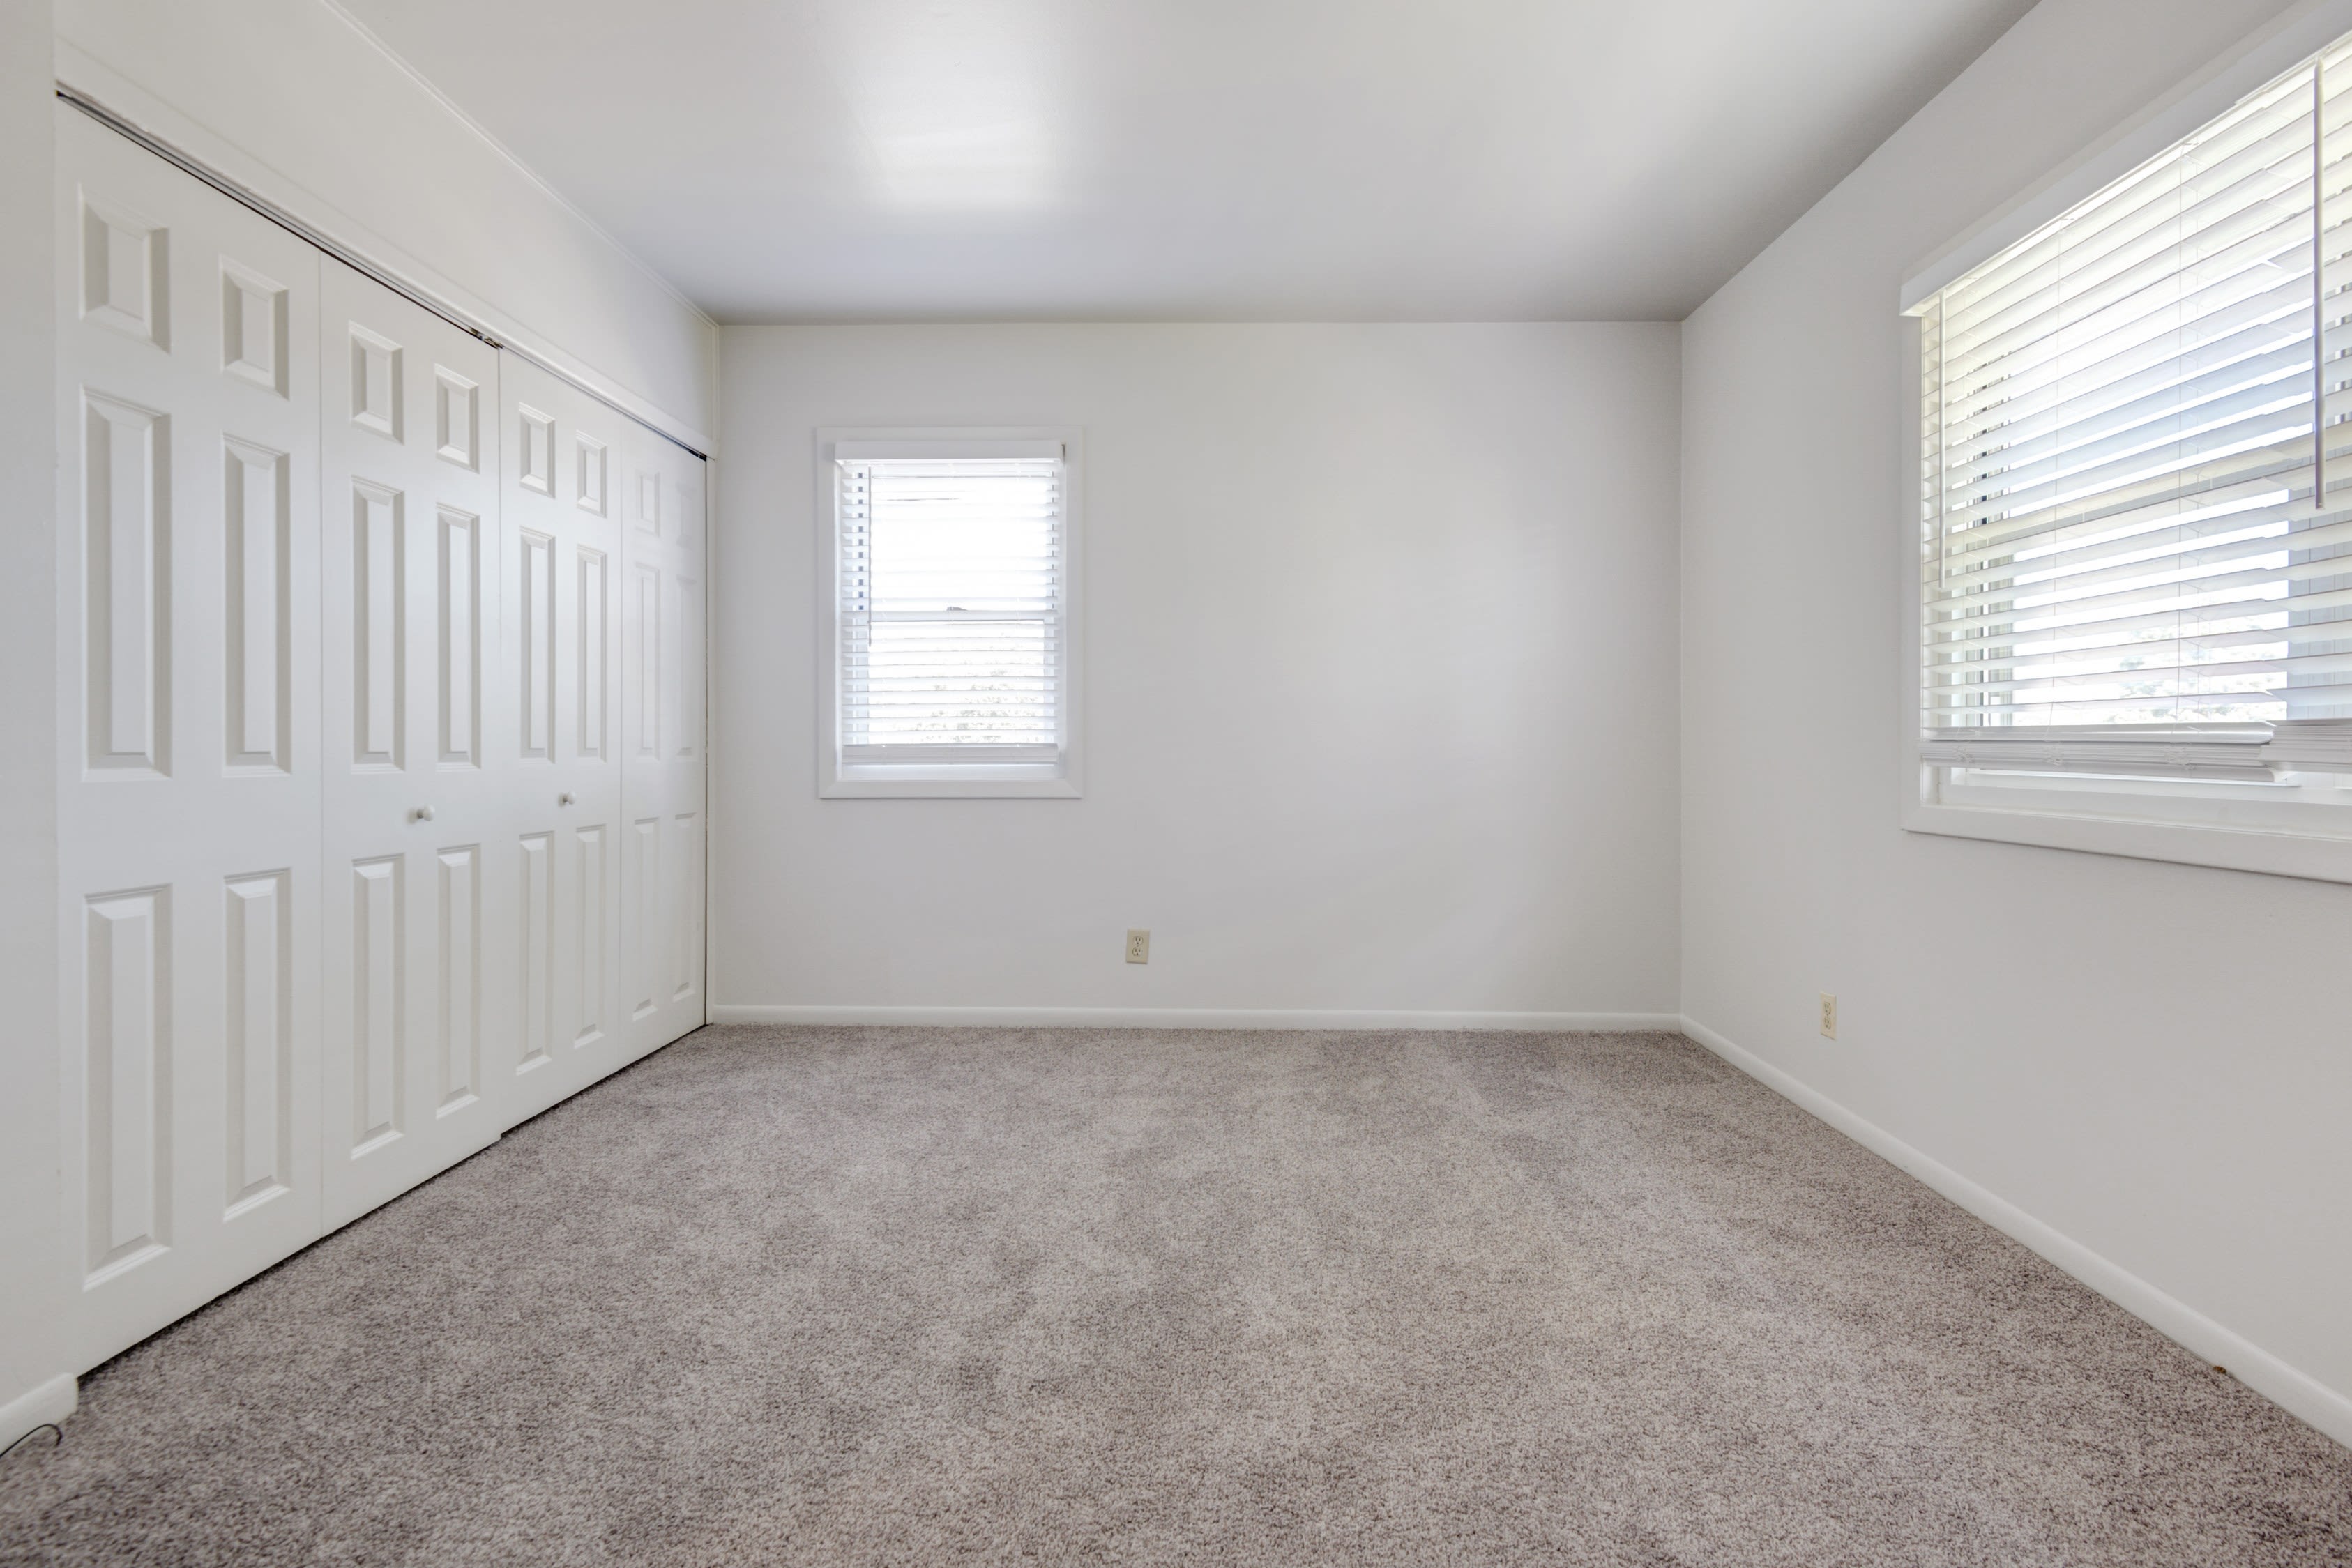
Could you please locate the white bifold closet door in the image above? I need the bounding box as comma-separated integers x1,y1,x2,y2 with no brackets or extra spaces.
54,108,328,1368
318,259,510,1228
498,357,626,1126
619,425,706,1058
55,103,708,1373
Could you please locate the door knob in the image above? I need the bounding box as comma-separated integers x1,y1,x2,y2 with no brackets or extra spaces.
411,805,435,823
558,792,575,807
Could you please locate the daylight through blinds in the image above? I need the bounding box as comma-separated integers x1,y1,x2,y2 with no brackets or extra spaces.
1918,33,2352,742
838,455,1065,759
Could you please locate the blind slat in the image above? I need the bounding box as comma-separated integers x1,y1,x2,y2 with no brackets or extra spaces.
840,456,1066,752
1920,41,2352,743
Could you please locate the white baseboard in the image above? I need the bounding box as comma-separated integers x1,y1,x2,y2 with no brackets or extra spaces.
709,1004,1683,1033
0,1373,76,1452
1678,1014,2352,1453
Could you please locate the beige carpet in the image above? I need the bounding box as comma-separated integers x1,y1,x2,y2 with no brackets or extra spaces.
1,1024,2346,1566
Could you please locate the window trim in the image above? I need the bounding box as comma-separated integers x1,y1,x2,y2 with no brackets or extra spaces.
1894,0,2352,885
815,426,1085,800
1899,321,2352,885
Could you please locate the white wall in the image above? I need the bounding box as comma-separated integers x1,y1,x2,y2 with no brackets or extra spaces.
0,0,71,1452
715,324,1681,1023
1681,0,2352,1445
53,0,718,443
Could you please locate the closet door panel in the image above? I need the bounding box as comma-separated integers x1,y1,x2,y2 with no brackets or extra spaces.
55,106,708,1372
619,425,706,1064
498,356,625,1127
319,261,507,1229
55,107,324,1371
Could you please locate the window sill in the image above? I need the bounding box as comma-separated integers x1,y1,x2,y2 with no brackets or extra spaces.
1902,793,2352,885
820,763,1082,800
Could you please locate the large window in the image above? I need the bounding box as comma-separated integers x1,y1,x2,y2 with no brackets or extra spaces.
1906,20,2352,879
817,431,1082,797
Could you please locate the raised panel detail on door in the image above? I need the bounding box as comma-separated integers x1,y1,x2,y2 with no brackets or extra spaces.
575,433,605,516
349,326,401,439
59,107,325,1371
574,824,606,1047
79,192,169,345
84,393,169,777
577,551,606,759
350,855,404,1153
668,812,699,1005
434,370,478,471
634,469,659,536
673,572,700,759
223,871,291,1218
518,831,553,1072
437,846,480,1111
628,816,659,1021
84,888,171,1283
519,530,554,762
630,563,660,761
439,509,480,768
220,261,287,395
519,405,554,495
224,439,289,772
352,481,404,769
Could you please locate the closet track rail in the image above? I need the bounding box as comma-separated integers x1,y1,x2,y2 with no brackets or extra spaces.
55,82,708,460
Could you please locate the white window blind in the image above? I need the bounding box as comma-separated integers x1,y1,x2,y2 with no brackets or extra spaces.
1916,29,2352,779
837,452,1066,765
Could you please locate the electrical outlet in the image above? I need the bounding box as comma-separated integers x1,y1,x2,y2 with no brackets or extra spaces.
1819,992,1838,1040
1125,929,1151,964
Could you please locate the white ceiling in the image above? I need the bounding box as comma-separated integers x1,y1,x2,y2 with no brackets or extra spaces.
336,0,2035,324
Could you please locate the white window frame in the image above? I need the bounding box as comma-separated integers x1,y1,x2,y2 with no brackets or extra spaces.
1898,0,2352,885
815,426,1085,799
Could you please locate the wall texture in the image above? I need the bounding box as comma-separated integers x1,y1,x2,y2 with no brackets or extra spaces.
0,0,69,1449
1680,0,2351,1443
714,324,1681,1022
53,0,718,443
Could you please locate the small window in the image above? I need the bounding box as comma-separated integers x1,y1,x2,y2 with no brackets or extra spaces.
817,429,1082,797
1904,24,2352,879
